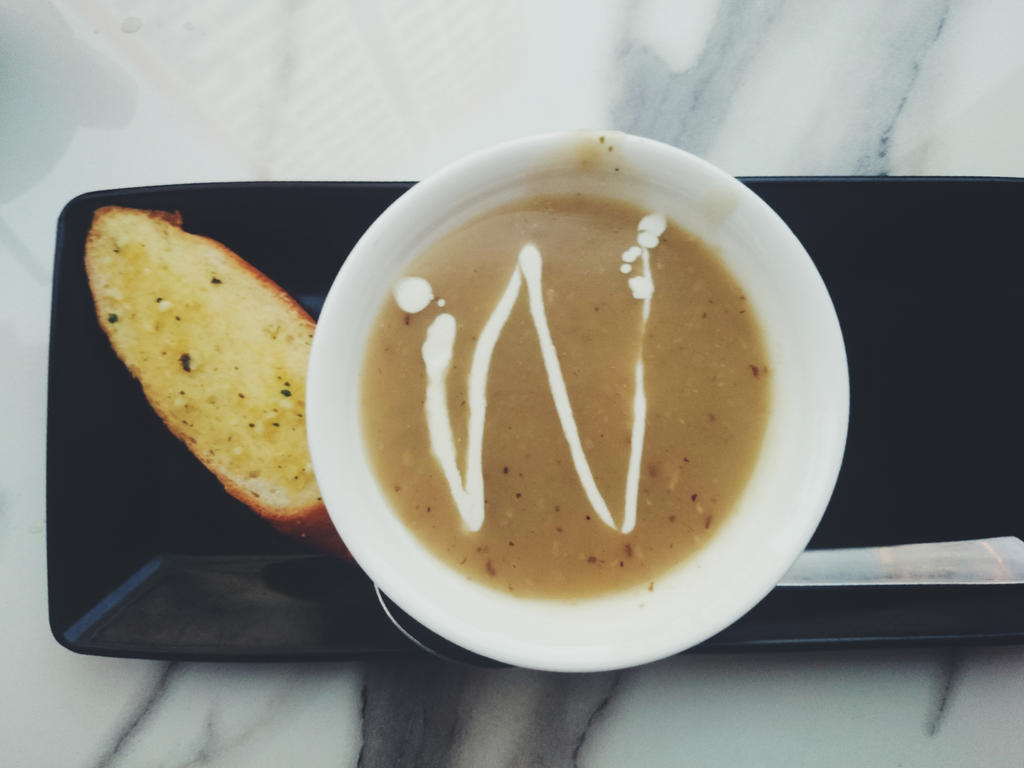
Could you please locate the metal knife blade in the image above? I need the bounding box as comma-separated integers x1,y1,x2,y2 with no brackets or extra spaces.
779,536,1024,587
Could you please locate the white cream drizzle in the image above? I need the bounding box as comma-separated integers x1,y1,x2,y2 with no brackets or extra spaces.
619,212,662,533
518,244,618,531
464,267,523,529
421,313,476,526
419,268,522,532
621,360,647,534
409,211,666,536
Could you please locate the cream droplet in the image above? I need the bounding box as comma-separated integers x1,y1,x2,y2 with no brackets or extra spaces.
638,212,667,237
437,298,446,307
622,246,642,263
637,231,659,249
628,275,654,300
620,263,632,274
393,277,434,313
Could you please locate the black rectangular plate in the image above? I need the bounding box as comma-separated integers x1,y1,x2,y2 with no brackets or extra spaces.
48,179,1024,660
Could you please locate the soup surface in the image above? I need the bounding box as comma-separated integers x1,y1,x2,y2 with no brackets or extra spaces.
361,194,770,598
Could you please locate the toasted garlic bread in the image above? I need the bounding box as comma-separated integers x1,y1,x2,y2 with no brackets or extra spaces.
84,205,347,557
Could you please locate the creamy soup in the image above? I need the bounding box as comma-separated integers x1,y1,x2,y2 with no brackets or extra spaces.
360,194,770,598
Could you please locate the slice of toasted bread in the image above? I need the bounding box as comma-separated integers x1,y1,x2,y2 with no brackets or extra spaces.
84,205,347,558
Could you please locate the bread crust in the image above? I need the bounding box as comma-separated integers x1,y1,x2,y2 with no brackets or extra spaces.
84,205,349,559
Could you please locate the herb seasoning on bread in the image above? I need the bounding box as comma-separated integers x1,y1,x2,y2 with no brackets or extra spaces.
84,205,347,557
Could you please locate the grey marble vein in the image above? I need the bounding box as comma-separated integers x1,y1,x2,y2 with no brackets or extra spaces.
611,0,953,175
90,663,177,768
842,0,951,174
357,659,619,768
926,648,963,737
357,659,469,767
569,678,619,768
187,715,216,767
87,662,363,767
611,0,786,159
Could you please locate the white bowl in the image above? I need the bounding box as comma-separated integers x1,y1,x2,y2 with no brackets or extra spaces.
307,131,849,672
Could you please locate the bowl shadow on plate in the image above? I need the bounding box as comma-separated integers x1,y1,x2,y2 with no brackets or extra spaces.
375,587,507,668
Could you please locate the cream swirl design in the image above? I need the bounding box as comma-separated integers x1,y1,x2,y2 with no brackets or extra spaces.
620,212,665,533
403,213,666,534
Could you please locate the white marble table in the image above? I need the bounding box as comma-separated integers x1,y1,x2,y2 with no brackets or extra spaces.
3,0,1023,765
